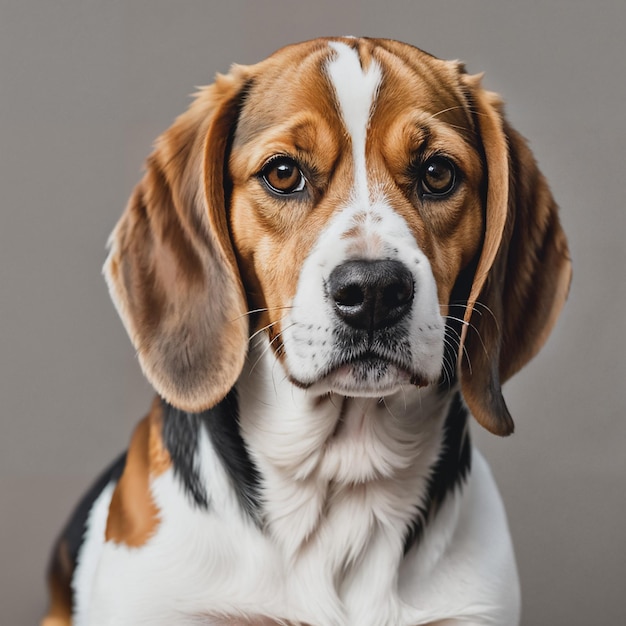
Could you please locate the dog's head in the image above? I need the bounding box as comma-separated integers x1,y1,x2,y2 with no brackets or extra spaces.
104,38,571,436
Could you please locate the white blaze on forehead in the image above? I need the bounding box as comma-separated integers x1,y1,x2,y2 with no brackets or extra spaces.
326,41,382,203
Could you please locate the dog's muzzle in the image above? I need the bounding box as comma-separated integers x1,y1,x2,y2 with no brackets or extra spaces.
312,259,424,395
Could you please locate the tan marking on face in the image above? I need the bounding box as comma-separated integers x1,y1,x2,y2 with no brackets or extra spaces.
341,224,363,240
345,232,384,258
105,398,170,546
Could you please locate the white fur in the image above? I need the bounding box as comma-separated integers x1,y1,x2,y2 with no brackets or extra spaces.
326,42,381,205
399,452,521,625
81,459,286,624
72,482,115,625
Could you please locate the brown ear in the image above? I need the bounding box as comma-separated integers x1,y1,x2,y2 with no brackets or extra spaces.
104,67,250,413
459,75,572,436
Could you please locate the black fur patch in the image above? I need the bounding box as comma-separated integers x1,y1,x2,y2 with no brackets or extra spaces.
161,403,210,508
161,392,261,523
403,391,472,554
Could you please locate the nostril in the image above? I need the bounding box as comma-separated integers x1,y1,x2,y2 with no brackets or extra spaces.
334,283,365,308
383,280,413,309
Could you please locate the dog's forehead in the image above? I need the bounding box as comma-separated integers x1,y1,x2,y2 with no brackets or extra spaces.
235,37,473,146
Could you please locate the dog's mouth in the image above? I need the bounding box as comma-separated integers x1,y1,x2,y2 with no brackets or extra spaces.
293,349,429,397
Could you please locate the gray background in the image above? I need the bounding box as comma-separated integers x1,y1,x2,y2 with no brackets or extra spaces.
1,1,624,624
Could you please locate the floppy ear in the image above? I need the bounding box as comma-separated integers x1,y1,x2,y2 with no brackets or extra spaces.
459,75,572,436
104,67,250,413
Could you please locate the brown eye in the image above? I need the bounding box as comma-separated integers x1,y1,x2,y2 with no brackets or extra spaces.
421,156,456,197
261,157,306,195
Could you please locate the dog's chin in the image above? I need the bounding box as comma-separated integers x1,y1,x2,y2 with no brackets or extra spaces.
299,358,430,398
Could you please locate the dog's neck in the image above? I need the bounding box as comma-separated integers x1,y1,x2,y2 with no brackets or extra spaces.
234,339,467,560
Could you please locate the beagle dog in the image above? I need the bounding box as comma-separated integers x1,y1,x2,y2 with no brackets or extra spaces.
43,37,571,626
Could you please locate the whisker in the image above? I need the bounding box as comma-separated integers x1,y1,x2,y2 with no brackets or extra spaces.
470,301,500,331
442,122,473,133
441,339,458,379
421,104,495,138
270,348,288,399
427,104,468,120
229,307,269,322
442,313,482,338
444,358,455,385
249,319,283,343
444,300,499,330
248,333,283,375
443,325,473,376
442,314,488,359
229,304,295,323
439,354,454,387
381,396,399,421
328,393,340,411
248,319,295,375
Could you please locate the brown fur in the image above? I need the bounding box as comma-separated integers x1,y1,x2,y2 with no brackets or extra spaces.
105,398,170,546
103,70,250,413
458,83,572,435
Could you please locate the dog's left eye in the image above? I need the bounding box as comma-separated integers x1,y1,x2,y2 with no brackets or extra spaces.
260,157,306,195
420,156,457,198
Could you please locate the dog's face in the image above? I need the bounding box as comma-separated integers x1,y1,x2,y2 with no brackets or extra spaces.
105,38,571,435
229,41,484,397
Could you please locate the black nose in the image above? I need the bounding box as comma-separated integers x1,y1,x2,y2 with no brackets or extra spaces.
328,260,414,331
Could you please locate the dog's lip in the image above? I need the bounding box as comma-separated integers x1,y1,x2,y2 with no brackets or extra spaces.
290,350,429,391
331,349,414,374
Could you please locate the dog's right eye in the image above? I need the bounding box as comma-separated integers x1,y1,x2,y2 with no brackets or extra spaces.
260,157,306,195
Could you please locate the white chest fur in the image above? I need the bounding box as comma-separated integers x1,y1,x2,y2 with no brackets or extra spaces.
234,343,449,624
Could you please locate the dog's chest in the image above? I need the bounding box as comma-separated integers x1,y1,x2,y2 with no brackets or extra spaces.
79,378,483,625
145,443,438,626
206,355,451,623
